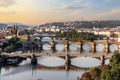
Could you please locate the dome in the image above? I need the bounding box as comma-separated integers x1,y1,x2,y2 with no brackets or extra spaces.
37,56,65,67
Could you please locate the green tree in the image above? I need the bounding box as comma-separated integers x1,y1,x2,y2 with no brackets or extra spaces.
2,42,10,50
110,51,120,69
15,41,23,49
89,67,101,79
90,67,101,73
100,51,120,80
79,51,120,80
19,29,28,35
9,36,20,45
80,72,93,80
3,45,15,53
101,70,120,80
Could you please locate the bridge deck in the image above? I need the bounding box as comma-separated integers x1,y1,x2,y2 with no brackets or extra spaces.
4,53,112,59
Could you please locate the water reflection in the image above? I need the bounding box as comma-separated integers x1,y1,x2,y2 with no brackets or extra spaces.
2,64,31,76
71,57,100,68
0,57,109,80
37,56,65,67
0,64,84,80
105,59,110,65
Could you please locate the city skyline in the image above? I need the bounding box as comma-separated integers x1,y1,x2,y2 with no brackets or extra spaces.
0,0,120,25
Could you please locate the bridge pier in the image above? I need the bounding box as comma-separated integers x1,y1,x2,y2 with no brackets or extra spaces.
100,55,105,65
38,42,42,53
31,54,37,65
65,54,71,70
51,41,55,53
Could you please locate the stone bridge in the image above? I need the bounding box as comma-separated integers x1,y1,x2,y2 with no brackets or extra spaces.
4,53,112,70
5,53,112,61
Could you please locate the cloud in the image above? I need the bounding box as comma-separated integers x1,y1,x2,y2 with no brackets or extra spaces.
105,0,116,2
0,0,15,7
86,8,120,20
106,0,112,2
55,3,91,11
0,11,15,15
61,5,89,10
73,0,82,2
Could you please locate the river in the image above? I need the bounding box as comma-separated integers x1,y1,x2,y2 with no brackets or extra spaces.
0,64,84,80
0,56,110,80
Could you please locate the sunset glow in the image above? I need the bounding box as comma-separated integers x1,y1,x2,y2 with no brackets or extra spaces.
0,0,120,24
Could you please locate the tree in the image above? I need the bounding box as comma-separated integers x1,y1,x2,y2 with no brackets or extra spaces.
90,67,101,73
101,70,120,80
89,67,101,80
15,41,23,49
99,65,110,71
2,42,10,50
79,51,120,80
19,29,28,35
3,45,15,53
110,51,120,69
9,36,20,45
30,42,38,52
80,72,93,80
100,51,120,80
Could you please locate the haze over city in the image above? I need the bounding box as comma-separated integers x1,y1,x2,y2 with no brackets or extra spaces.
0,0,120,24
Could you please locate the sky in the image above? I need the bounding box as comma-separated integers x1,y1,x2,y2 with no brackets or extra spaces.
0,0,120,25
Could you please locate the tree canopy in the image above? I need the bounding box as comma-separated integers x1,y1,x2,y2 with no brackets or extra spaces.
79,51,120,80
3,36,22,53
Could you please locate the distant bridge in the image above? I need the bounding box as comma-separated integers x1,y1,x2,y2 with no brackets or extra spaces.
5,53,112,60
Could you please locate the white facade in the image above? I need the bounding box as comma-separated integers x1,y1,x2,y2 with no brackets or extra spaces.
45,28,50,32
94,31,110,36
118,37,120,42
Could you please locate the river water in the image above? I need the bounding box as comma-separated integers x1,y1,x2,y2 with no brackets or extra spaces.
0,56,110,80
0,64,84,80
